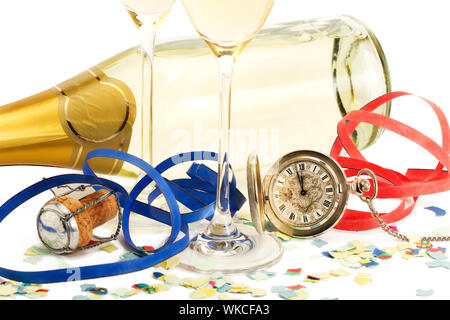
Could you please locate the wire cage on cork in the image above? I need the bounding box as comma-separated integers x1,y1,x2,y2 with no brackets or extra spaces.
36,184,122,254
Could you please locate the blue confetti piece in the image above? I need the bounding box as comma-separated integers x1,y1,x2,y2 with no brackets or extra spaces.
312,239,328,248
362,260,379,268
426,250,448,261
217,283,232,293
321,251,334,258
120,252,141,261
153,272,165,279
72,295,89,300
80,284,96,292
372,248,385,257
416,289,434,297
425,206,446,217
271,286,288,293
279,290,298,299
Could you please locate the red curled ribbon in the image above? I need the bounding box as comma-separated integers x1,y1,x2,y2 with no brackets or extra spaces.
331,91,450,231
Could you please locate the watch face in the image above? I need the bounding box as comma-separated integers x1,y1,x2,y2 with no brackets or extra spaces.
264,151,349,238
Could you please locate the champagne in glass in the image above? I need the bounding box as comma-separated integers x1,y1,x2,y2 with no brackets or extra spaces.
121,0,176,165
180,0,283,273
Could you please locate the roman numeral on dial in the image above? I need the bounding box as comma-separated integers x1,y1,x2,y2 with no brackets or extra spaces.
323,199,332,208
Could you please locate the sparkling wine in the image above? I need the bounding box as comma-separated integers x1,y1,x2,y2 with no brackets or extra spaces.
0,17,391,185
182,0,274,56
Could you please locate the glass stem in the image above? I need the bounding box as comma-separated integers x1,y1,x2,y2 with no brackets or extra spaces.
205,54,238,238
138,14,159,166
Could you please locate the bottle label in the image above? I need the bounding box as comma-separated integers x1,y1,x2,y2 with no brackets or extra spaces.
53,67,136,175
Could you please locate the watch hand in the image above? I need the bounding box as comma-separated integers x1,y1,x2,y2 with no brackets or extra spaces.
297,170,307,196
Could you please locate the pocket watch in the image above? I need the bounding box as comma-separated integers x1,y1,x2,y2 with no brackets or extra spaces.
247,150,351,238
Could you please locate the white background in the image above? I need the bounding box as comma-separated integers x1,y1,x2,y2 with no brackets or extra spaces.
0,0,449,301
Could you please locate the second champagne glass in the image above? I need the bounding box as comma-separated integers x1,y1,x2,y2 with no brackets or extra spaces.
121,0,176,165
180,0,283,273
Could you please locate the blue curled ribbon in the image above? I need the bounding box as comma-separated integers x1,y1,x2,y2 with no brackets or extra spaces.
0,149,246,283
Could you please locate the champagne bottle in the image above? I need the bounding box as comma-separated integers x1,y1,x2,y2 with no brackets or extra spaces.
0,16,391,181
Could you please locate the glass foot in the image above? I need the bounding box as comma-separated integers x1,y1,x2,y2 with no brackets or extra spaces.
179,224,283,274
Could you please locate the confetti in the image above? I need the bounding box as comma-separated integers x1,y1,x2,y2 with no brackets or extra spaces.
219,293,240,300
424,206,446,217
416,240,433,249
416,289,434,297
247,270,276,281
250,288,267,297
190,289,207,300
119,252,141,261
354,273,371,285
72,295,89,300
100,244,118,253
426,250,448,261
80,284,97,292
276,232,292,242
286,284,306,290
23,256,42,265
89,287,108,295
180,277,210,289
426,260,450,269
285,268,302,276
432,225,450,236
155,255,180,270
311,239,328,248
289,288,309,300
0,285,18,296
279,289,298,300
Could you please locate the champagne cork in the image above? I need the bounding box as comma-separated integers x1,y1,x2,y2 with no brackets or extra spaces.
37,189,119,252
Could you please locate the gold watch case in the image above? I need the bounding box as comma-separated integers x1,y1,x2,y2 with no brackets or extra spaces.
247,150,350,238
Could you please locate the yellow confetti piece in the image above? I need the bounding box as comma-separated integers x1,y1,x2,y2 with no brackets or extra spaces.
88,294,104,300
289,288,309,300
330,268,350,276
100,244,118,253
358,252,374,259
228,283,251,293
407,233,421,244
200,288,216,297
156,255,181,270
0,285,17,296
276,232,292,242
24,248,38,256
250,288,267,297
180,277,210,289
357,272,371,278
397,243,412,251
190,289,207,300
344,255,361,264
329,251,351,259
219,293,240,300
348,240,366,252
383,246,400,255
124,289,141,297
354,277,371,285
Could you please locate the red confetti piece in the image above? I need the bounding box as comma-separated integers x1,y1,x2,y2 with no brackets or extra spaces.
427,247,446,254
286,268,302,274
143,246,155,252
287,284,306,290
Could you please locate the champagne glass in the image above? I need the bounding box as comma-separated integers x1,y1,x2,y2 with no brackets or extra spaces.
180,0,283,273
121,0,176,165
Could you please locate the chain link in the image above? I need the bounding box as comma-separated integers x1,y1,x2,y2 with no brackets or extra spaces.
354,169,449,243
362,196,450,243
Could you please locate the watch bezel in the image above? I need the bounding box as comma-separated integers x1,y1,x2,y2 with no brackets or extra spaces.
263,150,350,238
